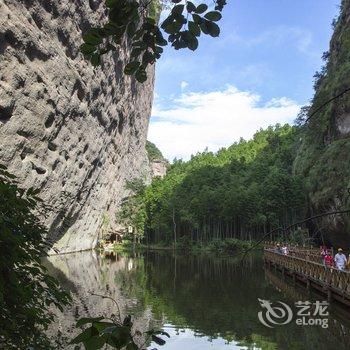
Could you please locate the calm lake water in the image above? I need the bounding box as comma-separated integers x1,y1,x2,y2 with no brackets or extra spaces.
47,250,350,350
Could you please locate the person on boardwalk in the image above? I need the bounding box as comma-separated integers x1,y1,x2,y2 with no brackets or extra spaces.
275,243,282,254
320,246,327,265
334,248,347,270
324,250,334,268
282,245,288,255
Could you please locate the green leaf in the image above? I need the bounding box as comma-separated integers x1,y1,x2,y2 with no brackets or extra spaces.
186,1,196,13
127,22,136,37
161,15,175,29
195,4,208,14
204,11,222,22
93,321,116,332
80,43,96,55
172,4,184,15
142,33,154,46
107,326,133,347
146,330,170,338
123,315,132,327
124,61,140,75
106,0,119,8
100,325,118,334
154,46,164,54
76,316,104,327
146,17,156,25
155,35,168,46
102,23,118,35
90,53,101,67
135,68,147,83
152,335,166,346
83,33,102,46
199,21,210,35
131,48,142,57
83,335,108,350
70,327,94,344
142,51,155,65
192,14,202,24
207,21,220,37
184,32,198,51
215,0,227,11
188,21,201,37
164,21,183,34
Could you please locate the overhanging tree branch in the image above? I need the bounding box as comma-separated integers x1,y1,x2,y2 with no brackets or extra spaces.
305,87,350,123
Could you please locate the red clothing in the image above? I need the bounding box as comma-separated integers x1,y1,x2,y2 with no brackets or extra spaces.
324,255,334,267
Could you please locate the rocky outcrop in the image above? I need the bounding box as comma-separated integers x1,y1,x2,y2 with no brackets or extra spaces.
294,0,350,247
150,159,167,178
145,140,167,178
0,0,154,253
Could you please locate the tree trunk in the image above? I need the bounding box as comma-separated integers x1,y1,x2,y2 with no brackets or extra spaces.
172,207,177,250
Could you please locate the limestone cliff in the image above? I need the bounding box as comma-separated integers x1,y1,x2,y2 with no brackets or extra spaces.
0,0,154,253
294,0,350,246
145,140,167,178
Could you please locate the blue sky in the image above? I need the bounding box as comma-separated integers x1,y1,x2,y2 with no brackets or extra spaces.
148,0,340,160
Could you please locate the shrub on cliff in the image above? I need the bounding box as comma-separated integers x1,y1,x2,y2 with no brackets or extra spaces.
0,164,70,349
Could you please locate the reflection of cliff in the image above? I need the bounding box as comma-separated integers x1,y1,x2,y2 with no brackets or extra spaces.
45,251,350,349
44,251,156,348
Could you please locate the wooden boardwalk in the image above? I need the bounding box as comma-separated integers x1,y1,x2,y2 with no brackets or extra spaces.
263,247,350,307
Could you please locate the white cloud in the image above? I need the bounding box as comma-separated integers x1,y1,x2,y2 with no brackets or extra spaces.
148,85,300,161
180,81,189,90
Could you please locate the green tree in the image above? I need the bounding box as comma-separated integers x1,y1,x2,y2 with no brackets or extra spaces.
0,165,71,349
118,179,148,243
80,0,227,81
129,125,308,246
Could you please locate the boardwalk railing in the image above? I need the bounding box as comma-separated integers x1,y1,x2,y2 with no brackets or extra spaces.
287,249,324,264
264,248,350,304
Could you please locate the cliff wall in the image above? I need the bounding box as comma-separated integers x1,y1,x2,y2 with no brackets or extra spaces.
294,0,350,246
0,0,154,253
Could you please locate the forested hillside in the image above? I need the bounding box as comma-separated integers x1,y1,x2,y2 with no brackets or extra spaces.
122,0,350,248
123,124,307,246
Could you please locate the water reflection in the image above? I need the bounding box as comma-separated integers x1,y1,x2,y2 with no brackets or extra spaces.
47,250,350,349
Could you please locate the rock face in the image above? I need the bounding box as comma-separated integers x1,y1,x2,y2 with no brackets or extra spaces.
150,159,167,178
0,0,154,253
294,0,350,247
